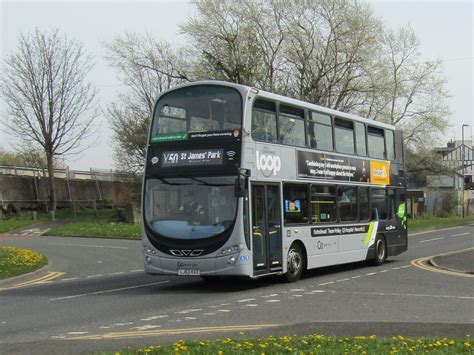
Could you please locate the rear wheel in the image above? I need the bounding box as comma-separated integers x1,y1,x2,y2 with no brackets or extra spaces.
371,235,387,266
282,243,305,283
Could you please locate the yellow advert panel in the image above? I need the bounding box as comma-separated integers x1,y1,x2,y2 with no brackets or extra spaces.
370,161,390,185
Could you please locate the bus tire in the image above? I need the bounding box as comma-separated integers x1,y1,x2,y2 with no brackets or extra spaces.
371,235,387,266
282,243,305,283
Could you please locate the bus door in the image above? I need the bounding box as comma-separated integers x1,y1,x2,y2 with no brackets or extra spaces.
251,184,283,274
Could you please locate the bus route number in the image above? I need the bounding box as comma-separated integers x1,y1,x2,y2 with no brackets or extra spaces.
163,153,179,165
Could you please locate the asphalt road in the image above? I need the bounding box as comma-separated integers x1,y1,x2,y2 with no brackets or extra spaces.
0,224,473,354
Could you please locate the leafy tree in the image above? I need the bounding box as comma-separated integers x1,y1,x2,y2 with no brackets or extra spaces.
1,28,97,214
105,0,450,172
104,32,188,172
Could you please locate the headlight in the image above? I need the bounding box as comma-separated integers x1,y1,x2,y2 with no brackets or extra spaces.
219,244,243,256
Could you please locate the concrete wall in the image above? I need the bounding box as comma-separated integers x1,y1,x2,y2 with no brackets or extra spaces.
0,174,141,209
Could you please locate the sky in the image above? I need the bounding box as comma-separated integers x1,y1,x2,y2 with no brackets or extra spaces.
0,0,472,171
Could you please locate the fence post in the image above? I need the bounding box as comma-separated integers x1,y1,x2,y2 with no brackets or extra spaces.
92,200,97,217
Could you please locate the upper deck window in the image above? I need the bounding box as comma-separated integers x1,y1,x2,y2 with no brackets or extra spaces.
252,99,277,143
152,85,242,138
308,112,333,151
334,118,355,155
385,129,395,161
279,105,305,147
367,126,385,159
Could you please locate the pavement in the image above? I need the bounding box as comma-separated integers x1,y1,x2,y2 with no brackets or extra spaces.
430,248,474,274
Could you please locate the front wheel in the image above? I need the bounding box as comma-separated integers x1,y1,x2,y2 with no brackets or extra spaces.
282,243,305,283
371,235,387,266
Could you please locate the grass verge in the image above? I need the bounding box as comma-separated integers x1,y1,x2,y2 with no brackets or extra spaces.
0,246,48,280
0,212,48,234
106,334,472,354
409,215,474,234
43,219,140,239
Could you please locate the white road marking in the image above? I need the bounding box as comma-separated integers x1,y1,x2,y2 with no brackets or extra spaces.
203,312,217,315
61,277,79,281
311,290,325,293
365,272,377,276
350,275,361,279
237,298,256,303
218,309,230,312
451,232,470,237
336,278,350,282
261,294,279,298
176,309,202,314
265,299,280,303
50,280,170,301
400,265,411,269
220,303,230,306
291,294,303,297
420,237,444,243
379,270,389,273
319,281,334,285
290,289,304,292
245,304,258,307
130,270,142,273
391,267,401,270
86,274,103,278
132,325,161,331
185,317,197,320
141,315,169,321
409,226,463,236
51,335,67,339
67,332,89,335
110,272,125,275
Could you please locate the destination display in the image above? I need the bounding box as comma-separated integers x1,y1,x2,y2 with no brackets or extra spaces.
311,224,370,237
161,149,224,167
297,151,369,182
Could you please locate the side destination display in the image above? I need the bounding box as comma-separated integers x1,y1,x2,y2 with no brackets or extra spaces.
297,150,390,185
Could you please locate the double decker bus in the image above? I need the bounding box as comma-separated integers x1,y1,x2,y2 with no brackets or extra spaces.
143,81,407,282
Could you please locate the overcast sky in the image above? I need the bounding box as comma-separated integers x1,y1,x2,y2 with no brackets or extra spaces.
1,0,472,171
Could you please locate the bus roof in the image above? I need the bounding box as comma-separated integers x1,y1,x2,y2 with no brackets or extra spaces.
160,80,396,131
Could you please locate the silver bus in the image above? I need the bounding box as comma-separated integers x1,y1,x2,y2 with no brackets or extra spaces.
142,81,407,282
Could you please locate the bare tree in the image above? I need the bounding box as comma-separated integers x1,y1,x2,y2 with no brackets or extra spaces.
1,28,97,214
376,27,449,147
104,32,189,172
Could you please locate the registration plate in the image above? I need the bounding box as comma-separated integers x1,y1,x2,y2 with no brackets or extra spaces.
177,268,200,276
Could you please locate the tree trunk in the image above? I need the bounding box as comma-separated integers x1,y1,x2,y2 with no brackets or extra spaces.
46,152,57,216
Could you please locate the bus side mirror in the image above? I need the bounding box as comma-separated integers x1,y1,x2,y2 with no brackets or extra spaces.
234,168,250,198
234,177,245,197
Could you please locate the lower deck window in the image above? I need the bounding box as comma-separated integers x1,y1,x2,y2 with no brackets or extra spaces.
283,184,309,224
371,188,388,220
311,185,337,223
338,186,358,221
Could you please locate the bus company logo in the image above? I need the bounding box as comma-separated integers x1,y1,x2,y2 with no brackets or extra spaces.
317,241,334,250
256,151,281,176
151,157,159,165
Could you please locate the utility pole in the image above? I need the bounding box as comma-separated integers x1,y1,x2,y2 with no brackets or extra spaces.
461,124,469,218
